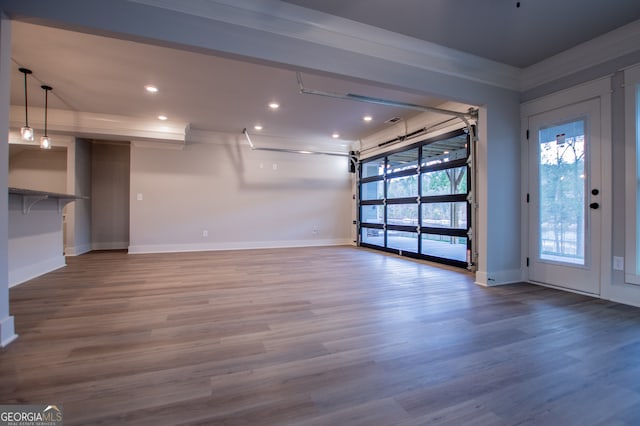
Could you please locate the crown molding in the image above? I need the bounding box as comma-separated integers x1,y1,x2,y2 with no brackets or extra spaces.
522,18,640,91
186,126,351,152
10,106,188,143
129,0,521,91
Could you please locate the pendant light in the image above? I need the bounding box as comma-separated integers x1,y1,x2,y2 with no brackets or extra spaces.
40,85,52,149
19,67,34,141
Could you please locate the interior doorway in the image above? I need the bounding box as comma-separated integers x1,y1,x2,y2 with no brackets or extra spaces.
90,141,131,251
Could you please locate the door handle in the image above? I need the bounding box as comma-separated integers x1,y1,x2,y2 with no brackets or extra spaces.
590,202,599,209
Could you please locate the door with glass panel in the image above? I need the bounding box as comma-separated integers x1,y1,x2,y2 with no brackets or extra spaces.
528,99,601,294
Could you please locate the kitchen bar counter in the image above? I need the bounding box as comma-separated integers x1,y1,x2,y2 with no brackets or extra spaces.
8,188,86,286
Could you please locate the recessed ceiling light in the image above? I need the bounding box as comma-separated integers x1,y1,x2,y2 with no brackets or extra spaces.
254,125,263,131
158,115,168,121
145,85,158,93
268,102,280,110
363,116,373,122
332,133,340,139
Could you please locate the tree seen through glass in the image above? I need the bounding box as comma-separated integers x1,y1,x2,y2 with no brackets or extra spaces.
538,120,586,264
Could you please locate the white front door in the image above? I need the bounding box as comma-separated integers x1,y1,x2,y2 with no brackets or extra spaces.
528,98,601,295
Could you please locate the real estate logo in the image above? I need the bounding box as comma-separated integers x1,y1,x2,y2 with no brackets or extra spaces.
0,405,63,426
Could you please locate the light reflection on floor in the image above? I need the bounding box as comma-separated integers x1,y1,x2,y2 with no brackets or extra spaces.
361,235,466,262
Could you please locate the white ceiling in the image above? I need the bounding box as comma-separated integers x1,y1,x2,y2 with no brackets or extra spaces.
7,1,640,147
282,0,640,68
9,21,459,146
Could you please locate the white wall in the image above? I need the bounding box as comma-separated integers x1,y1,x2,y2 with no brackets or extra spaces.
9,147,67,193
8,196,65,287
477,97,522,285
65,138,92,255
6,135,76,286
0,13,15,347
91,142,129,250
129,138,352,253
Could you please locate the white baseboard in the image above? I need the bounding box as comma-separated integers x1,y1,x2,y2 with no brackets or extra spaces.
92,241,129,251
9,256,66,288
0,315,17,348
128,239,352,254
475,268,524,287
65,243,92,256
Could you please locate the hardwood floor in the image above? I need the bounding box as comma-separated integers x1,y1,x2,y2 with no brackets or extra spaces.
2,246,640,425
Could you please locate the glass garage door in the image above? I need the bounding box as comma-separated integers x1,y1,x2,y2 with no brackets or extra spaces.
359,128,471,268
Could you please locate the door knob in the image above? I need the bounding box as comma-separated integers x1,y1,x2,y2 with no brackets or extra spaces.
590,202,599,209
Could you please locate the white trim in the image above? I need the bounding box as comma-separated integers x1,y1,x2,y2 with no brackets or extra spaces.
128,239,352,254
522,19,640,91
8,256,66,288
521,77,612,116
0,316,17,348
186,127,351,151
528,280,600,298
520,111,530,290
130,0,521,90
65,243,92,256
10,106,188,144
608,292,640,309
521,75,613,302
92,242,129,251
475,268,523,287
599,86,614,299
624,64,640,286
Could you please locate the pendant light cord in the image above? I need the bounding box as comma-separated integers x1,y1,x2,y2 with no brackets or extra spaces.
24,72,28,125
42,85,52,137
44,88,47,136
19,67,32,127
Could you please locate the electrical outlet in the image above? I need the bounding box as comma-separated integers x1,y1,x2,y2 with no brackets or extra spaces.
613,256,624,271
136,193,143,201
202,230,208,237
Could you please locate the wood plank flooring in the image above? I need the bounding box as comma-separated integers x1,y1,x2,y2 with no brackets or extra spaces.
2,246,640,425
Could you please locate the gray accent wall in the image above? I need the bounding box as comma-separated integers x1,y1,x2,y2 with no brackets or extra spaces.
91,142,130,251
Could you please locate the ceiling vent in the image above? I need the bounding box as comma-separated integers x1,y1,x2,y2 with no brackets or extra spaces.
385,117,401,124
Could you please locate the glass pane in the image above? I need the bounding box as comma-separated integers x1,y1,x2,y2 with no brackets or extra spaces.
421,202,467,228
538,119,586,265
361,205,384,224
387,230,418,253
361,181,384,201
387,175,418,198
387,204,419,226
421,166,467,196
388,148,419,173
422,234,467,262
362,158,385,178
361,227,383,246
422,134,467,167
